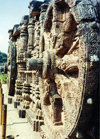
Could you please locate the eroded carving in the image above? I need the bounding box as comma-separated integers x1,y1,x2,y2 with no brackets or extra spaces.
6,0,100,139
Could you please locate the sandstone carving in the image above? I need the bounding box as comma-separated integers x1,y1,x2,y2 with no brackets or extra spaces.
6,0,99,139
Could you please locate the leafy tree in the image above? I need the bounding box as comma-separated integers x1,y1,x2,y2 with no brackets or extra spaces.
0,51,7,63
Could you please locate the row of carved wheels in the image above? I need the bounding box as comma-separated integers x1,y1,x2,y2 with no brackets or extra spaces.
7,0,99,138
39,0,100,139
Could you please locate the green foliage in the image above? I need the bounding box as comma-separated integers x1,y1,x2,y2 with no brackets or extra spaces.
0,74,7,84
0,51,7,63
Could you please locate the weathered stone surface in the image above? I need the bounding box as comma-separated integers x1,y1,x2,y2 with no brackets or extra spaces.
13,24,20,36
6,0,100,139
17,106,26,118
28,0,44,16
7,41,16,96
14,101,20,108
73,0,97,22
8,97,12,104
20,15,29,25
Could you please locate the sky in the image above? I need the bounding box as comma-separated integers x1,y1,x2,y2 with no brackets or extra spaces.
0,0,31,54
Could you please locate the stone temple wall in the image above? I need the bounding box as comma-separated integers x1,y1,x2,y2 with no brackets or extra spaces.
6,0,100,139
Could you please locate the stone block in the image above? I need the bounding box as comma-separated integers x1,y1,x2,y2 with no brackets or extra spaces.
8,98,12,104
17,106,26,118
74,0,97,22
14,101,20,108
32,120,44,132
6,135,14,139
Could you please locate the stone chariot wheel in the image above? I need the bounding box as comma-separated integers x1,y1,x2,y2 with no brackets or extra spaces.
38,0,100,139
7,41,16,96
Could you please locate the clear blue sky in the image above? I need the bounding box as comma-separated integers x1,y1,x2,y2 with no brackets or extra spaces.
0,0,30,54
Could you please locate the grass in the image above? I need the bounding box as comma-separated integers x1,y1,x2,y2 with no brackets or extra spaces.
0,74,7,84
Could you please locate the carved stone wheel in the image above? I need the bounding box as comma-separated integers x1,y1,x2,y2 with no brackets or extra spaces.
7,41,16,96
39,0,99,139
